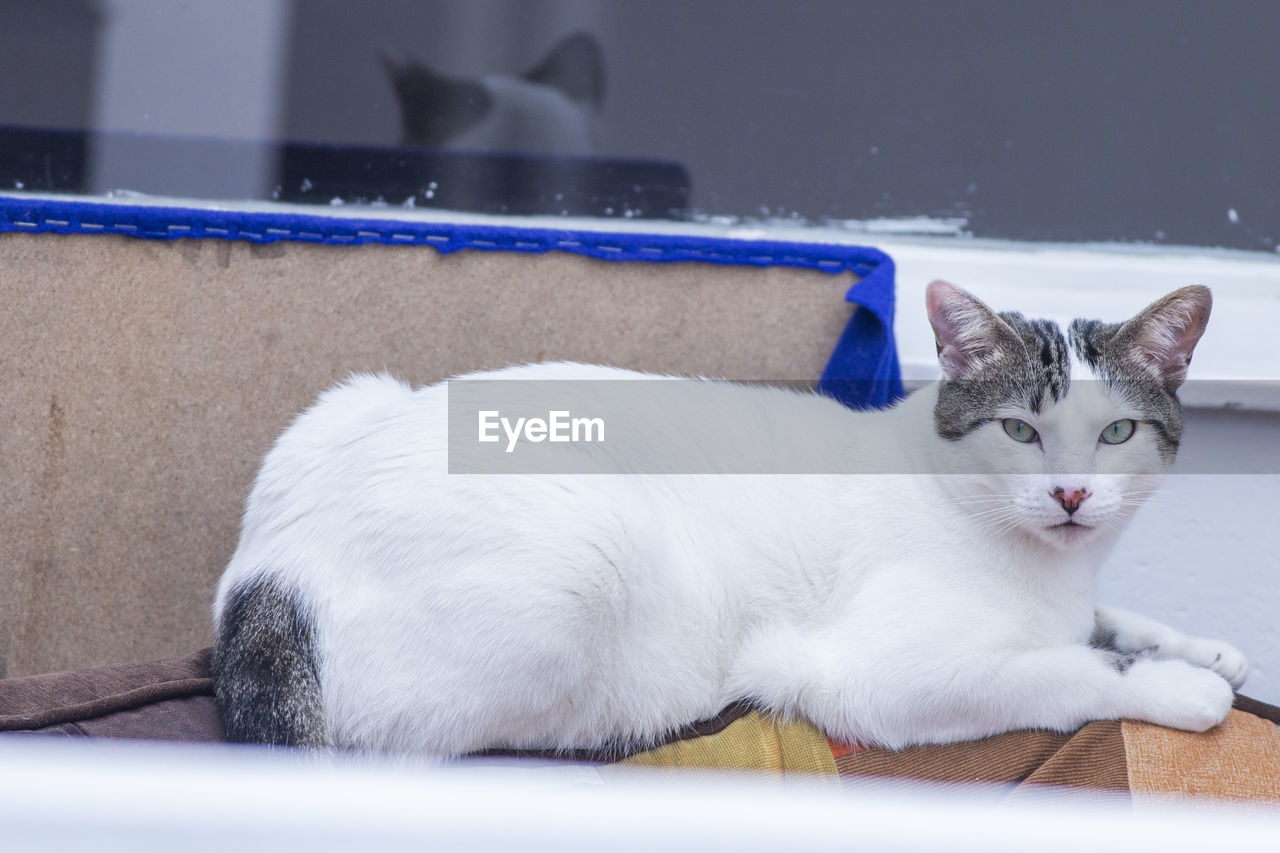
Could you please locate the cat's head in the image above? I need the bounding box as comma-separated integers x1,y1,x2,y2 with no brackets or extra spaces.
926,280,1211,550
382,32,604,152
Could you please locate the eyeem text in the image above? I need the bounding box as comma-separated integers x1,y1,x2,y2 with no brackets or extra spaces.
478,410,606,453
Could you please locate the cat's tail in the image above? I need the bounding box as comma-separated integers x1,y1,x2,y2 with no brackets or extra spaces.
211,575,329,748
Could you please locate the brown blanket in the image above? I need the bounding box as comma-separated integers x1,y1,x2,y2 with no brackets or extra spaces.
0,649,222,740
3,650,1277,805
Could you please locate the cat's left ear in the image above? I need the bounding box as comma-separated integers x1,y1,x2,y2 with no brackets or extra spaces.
926,280,1022,381
1116,285,1212,389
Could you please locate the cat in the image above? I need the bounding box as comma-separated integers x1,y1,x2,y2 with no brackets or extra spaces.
211,281,1247,756
382,32,604,154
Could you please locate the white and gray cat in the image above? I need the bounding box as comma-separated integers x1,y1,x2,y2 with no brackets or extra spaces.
212,281,1247,756
383,32,604,154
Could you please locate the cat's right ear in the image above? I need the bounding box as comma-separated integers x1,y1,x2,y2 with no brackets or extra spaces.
524,32,606,110
380,50,405,81
926,280,1018,381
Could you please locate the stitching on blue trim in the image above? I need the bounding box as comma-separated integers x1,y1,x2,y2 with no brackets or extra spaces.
1,211,872,275
0,200,891,285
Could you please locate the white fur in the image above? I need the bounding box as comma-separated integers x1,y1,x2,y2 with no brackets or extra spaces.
450,74,595,155
214,352,1245,756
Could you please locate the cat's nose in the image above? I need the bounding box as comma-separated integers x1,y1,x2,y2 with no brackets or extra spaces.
1050,486,1090,515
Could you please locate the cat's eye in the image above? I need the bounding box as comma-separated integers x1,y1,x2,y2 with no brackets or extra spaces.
1099,419,1136,445
1001,418,1039,444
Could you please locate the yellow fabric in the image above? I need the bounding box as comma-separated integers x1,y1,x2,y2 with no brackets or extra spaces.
606,711,838,783
1123,710,1280,807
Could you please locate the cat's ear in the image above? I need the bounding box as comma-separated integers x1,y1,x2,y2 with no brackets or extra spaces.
1115,285,1212,389
379,50,425,90
380,50,404,80
379,51,492,148
523,32,606,110
926,280,1021,381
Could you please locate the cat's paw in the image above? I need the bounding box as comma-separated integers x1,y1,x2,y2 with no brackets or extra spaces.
1178,637,1248,689
1124,658,1234,733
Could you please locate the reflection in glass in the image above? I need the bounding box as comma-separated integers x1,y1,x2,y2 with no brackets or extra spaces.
1,0,1279,250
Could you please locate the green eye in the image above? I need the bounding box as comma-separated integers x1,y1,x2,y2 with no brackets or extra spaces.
1001,418,1039,444
1100,419,1136,445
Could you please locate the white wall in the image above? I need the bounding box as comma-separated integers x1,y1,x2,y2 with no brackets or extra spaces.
1107,415,1277,700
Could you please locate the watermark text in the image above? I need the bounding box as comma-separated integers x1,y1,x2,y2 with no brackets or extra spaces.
478,410,605,453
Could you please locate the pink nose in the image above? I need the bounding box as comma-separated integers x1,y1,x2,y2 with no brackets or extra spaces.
1051,487,1090,515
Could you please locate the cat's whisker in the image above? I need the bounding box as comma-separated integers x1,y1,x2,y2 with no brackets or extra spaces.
972,512,1025,535
968,509,1022,525
967,503,1016,514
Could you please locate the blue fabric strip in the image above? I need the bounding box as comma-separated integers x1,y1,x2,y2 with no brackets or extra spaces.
0,194,903,408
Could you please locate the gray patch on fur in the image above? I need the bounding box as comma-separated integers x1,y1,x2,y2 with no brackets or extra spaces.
935,302,1188,463
1068,318,1185,461
1088,623,1145,674
1002,312,1072,409
212,577,327,747
1088,623,1118,652
1099,647,1142,674
934,311,1071,440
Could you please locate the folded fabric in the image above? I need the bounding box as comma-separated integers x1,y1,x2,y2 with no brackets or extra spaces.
0,649,221,740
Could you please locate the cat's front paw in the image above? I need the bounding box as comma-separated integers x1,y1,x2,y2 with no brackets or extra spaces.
1179,637,1248,689
1124,658,1234,733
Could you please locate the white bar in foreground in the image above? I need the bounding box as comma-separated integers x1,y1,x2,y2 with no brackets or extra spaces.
0,737,1277,852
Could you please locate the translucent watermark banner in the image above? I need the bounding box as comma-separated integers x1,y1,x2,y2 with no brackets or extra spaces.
446,379,1280,475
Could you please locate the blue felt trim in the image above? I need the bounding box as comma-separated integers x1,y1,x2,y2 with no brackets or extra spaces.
0,194,903,408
